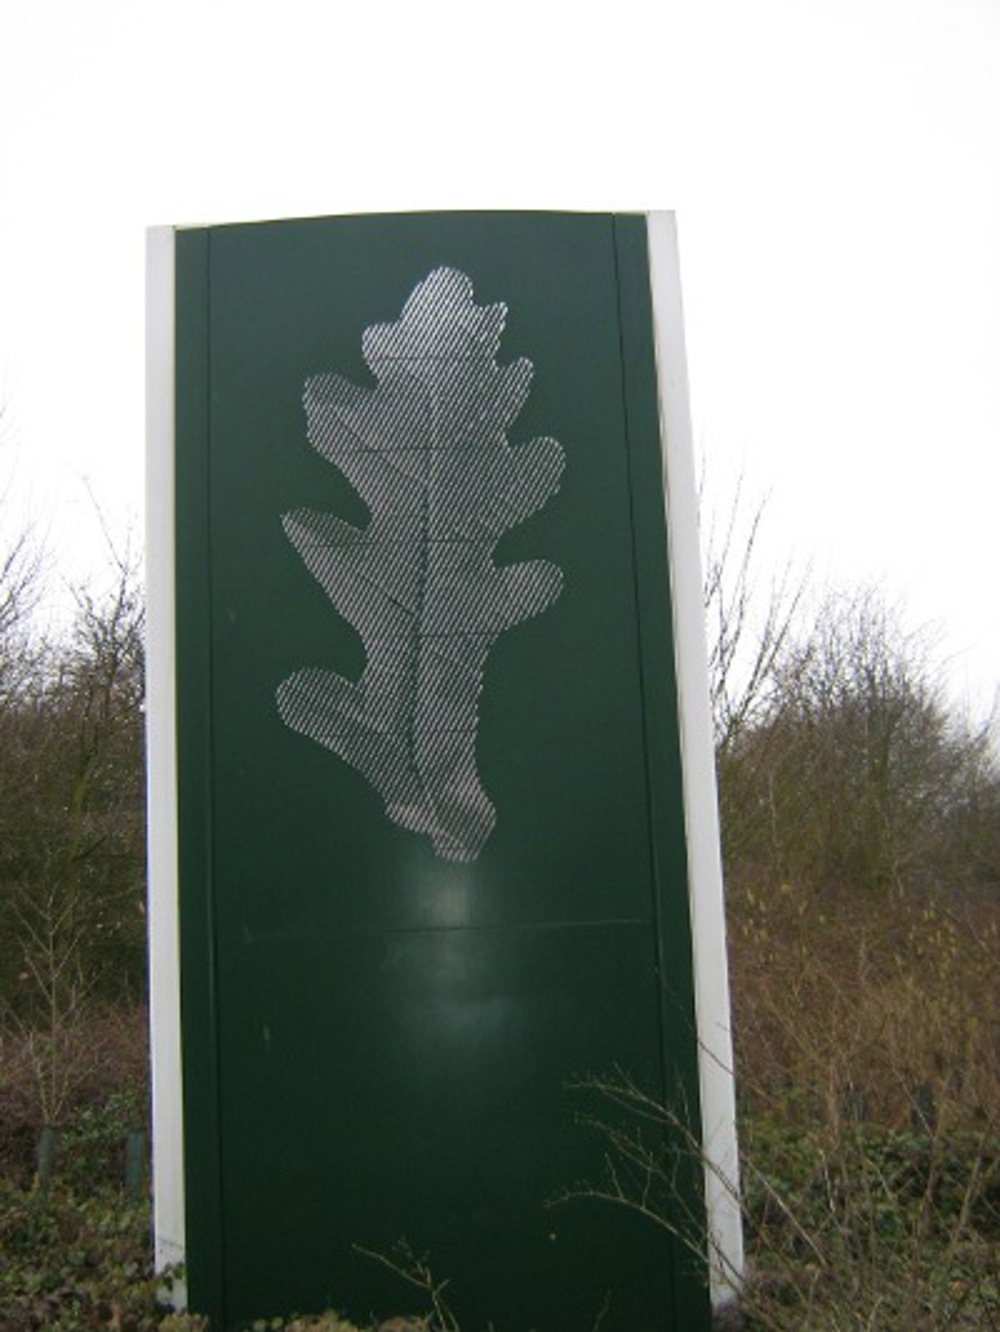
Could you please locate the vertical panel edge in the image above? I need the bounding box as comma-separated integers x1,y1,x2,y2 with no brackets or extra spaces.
644,211,745,1307
145,225,187,1293
174,226,227,1325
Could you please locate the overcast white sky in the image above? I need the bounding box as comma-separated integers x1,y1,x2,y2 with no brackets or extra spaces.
1,0,997,717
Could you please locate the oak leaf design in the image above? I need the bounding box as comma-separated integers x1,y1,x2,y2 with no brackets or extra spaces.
277,266,564,861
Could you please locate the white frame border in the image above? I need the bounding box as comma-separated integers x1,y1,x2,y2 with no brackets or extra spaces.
145,226,187,1291
646,211,744,1306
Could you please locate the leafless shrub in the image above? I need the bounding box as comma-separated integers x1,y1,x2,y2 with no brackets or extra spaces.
353,1240,459,1332
0,1004,149,1177
728,879,1000,1129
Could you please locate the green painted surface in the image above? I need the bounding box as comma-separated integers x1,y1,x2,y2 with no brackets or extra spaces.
174,212,710,1329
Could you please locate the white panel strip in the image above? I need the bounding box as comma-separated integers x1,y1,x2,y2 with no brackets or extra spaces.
145,226,187,1289
645,211,744,1306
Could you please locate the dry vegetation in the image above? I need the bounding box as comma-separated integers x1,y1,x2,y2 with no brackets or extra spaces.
699,491,1000,1327
0,492,998,1328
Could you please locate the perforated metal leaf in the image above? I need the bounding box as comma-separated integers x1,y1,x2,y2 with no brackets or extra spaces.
277,267,565,861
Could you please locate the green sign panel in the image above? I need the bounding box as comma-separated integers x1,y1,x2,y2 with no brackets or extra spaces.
147,211,738,1330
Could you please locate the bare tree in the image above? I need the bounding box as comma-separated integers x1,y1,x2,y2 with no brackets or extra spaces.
0,451,46,708
718,584,999,893
700,472,806,756
0,540,146,1038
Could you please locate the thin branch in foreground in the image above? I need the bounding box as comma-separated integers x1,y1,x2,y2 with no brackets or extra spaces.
353,1239,460,1332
